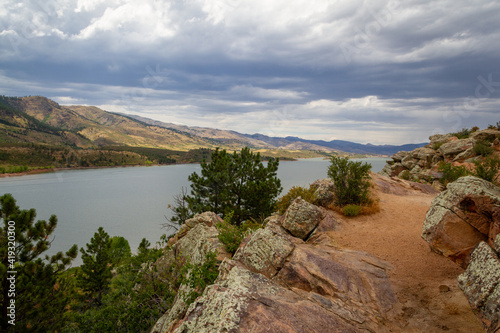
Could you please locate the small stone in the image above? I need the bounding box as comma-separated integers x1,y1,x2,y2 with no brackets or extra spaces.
439,285,451,293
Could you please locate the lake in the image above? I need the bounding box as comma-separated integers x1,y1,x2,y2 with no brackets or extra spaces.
0,157,387,264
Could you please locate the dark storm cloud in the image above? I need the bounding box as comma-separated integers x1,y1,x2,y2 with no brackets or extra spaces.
0,0,499,144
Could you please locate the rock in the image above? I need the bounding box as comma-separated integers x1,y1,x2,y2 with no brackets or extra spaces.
429,134,454,146
438,138,476,158
281,197,322,240
411,147,436,167
168,212,223,246
496,234,500,253
391,151,409,162
310,178,335,207
453,147,476,162
401,155,418,170
470,129,500,142
458,242,500,333
171,243,398,333
233,227,295,278
152,216,230,333
422,176,500,268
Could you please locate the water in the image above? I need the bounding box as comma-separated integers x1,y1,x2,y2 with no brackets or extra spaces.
0,157,386,264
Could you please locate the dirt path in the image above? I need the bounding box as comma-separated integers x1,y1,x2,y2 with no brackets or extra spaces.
329,178,485,332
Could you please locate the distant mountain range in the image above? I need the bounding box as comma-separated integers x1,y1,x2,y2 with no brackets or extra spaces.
0,95,427,156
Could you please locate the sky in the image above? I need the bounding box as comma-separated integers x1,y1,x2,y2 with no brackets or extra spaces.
0,0,499,145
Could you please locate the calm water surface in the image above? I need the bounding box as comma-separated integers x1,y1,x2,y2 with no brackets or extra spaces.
0,157,386,264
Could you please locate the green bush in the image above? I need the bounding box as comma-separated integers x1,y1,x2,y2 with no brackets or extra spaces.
473,155,500,183
275,185,316,214
398,170,411,180
474,141,494,157
450,128,472,139
438,162,470,185
216,213,260,255
343,205,361,217
328,156,372,206
180,251,219,306
432,142,445,150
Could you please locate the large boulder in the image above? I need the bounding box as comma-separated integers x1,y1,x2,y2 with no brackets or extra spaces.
280,197,322,240
470,129,500,142
438,138,476,159
310,178,335,207
233,227,295,278
422,176,500,268
169,245,398,333
458,240,500,333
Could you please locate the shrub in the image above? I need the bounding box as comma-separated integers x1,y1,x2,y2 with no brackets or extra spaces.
450,128,472,139
343,205,361,217
216,212,260,255
327,156,372,206
398,170,411,180
275,185,316,214
473,155,500,183
474,141,494,157
180,251,219,306
432,142,445,150
438,162,470,185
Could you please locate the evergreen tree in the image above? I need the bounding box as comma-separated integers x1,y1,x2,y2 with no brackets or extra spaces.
187,147,282,224
0,193,77,332
78,227,113,306
328,156,372,206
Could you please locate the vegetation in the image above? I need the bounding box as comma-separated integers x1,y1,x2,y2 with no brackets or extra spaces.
343,204,362,217
78,227,113,307
438,162,470,185
473,141,494,157
275,185,317,214
186,147,282,224
327,156,372,207
179,251,219,306
0,194,78,332
450,128,472,139
438,156,500,185
216,212,261,255
473,155,500,183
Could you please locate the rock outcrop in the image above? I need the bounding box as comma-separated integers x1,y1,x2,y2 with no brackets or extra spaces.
458,239,500,333
422,176,500,332
380,128,500,185
152,200,400,332
422,176,500,268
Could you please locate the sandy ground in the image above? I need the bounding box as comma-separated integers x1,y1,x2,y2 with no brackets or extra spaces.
328,177,485,333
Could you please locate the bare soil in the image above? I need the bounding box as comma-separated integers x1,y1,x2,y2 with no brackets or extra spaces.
329,175,485,333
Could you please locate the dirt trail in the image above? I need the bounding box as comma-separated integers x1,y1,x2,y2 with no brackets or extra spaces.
329,176,485,332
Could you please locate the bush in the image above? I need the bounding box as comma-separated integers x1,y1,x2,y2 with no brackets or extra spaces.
473,155,500,183
327,156,372,206
216,212,260,255
398,170,411,180
275,185,316,214
474,141,494,157
450,128,472,139
180,251,219,306
438,162,470,185
343,205,361,217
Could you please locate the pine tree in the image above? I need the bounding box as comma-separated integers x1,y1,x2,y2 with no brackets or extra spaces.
187,147,282,224
0,193,78,332
78,227,113,306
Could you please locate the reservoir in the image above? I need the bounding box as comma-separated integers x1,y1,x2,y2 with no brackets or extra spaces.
0,157,387,264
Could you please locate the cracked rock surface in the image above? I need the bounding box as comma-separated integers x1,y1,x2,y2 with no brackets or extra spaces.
422,176,500,268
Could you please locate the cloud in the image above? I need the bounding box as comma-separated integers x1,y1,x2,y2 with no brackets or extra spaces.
0,0,500,145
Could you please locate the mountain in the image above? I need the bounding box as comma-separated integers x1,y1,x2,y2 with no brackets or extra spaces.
0,95,426,160
122,114,427,155
243,134,427,156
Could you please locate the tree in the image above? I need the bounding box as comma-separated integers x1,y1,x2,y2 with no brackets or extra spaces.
186,147,282,224
109,236,131,266
327,156,372,206
0,193,78,332
78,227,113,306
